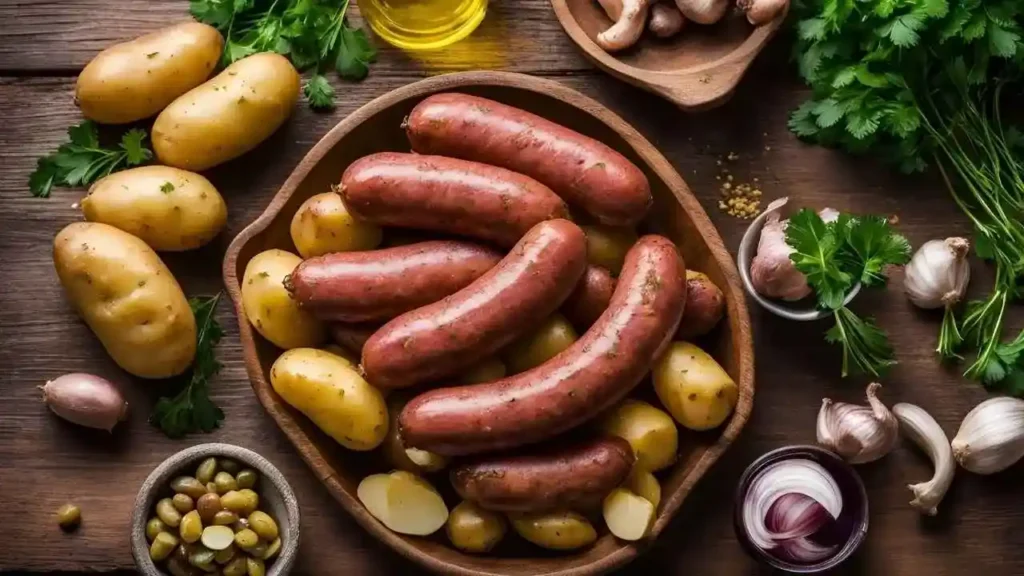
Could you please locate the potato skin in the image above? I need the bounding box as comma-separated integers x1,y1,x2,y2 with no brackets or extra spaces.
653,341,738,431
75,22,223,124
242,249,325,350
152,52,300,171
53,222,196,378
501,314,578,374
289,192,382,258
509,510,597,551
270,348,388,450
599,399,678,472
446,501,506,553
582,225,637,275
81,166,227,251
677,270,725,339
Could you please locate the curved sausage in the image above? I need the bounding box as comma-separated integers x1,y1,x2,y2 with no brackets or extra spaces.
362,219,588,390
329,322,378,355
562,265,616,331
676,270,726,338
450,437,635,513
405,93,652,226
339,152,569,248
399,235,687,455
285,240,501,322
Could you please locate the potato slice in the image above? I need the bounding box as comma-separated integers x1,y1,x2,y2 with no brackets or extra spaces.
625,468,661,509
603,488,654,541
600,399,678,471
357,472,448,536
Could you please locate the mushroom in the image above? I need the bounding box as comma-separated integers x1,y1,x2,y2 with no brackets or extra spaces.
648,3,685,38
673,0,729,24
737,0,788,25
596,0,652,52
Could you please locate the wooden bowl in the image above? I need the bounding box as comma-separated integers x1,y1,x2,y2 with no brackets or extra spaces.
223,70,754,576
550,0,787,110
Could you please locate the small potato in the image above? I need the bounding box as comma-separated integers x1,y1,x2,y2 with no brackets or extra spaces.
290,191,382,258
152,52,300,171
653,342,738,431
625,468,661,509
357,471,449,536
456,357,507,385
82,166,227,252
603,488,654,541
509,510,597,551
53,222,196,378
502,314,577,374
677,270,726,339
76,22,223,124
242,249,325,349
270,348,387,450
599,399,678,472
582,225,638,275
381,394,447,473
446,501,506,553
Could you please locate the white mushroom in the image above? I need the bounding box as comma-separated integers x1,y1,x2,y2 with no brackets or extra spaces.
737,0,788,24
596,0,652,52
673,0,729,24
648,3,686,38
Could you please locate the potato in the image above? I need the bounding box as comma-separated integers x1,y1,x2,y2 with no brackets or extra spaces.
582,225,638,275
456,357,507,385
502,314,577,374
270,348,387,450
152,52,300,171
602,488,654,541
75,22,222,124
357,471,448,536
653,342,738,431
53,222,196,378
81,166,227,252
289,192,382,258
381,395,448,473
599,399,678,472
509,510,596,551
625,468,661,509
677,270,725,339
242,249,325,349
446,501,506,553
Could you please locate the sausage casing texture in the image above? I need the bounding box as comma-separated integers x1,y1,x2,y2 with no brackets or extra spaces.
286,240,501,322
562,265,616,332
339,152,568,248
362,219,588,390
399,234,687,455
450,436,635,513
405,93,652,227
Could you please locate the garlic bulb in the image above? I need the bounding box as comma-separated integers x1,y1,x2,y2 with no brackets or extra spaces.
750,199,812,301
951,397,1024,474
892,403,954,516
817,382,898,464
904,237,971,309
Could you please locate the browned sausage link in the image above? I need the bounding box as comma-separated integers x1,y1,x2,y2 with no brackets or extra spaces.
285,240,501,322
400,235,687,455
405,93,652,227
339,152,568,248
329,322,379,355
562,265,615,332
676,270,726,339
450,437,635,513
362,219,588,390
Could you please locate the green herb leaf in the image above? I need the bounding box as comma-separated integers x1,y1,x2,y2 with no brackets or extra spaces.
827,307,896,377
837,215,911,286
304,73,335,110
28,121,153,198
160,182,175,194
336,25,375,80
786,209,852,310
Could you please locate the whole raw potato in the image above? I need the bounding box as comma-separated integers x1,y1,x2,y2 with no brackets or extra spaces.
653,341,738,431
152,52,300,171
75,22,223,124
289,192,382,258
81,166,227,251
241,249,325,350
53,222,196,378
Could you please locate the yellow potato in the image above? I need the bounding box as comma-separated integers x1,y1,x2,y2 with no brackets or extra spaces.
75,22,223,124
357,471,448,536
502,314,577,374
270,348,387,450
289,192,382,258
381,394,447,474
599,399,678,472
602,488,654,541
456,357,507,385
509,510,597,551
152,52,300,171
242,249,325,349
81,166,227,252
446,501,506,554
53,222,196,378
653,342,738,431
625,468,661,509
582,225,638,275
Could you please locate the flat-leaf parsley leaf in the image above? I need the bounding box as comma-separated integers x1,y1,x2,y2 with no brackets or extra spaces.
28,121,152,198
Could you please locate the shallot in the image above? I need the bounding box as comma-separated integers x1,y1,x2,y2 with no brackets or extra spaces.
41,373,128,431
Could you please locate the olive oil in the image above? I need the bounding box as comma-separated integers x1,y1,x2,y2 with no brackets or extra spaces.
358,0,488,50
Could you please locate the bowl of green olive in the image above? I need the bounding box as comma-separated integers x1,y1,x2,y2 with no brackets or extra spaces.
131,443,300,576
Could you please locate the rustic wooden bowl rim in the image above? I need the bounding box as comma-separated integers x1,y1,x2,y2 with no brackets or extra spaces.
222,70,754,576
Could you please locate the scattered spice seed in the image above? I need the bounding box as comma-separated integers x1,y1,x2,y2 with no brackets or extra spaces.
714,153,763,220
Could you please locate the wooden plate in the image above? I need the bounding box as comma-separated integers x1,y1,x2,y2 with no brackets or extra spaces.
550,0,786,110
223,71,754,576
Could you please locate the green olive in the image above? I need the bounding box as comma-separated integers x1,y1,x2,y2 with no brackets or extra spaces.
206,481,218,494
261,537,281,561
150,531,179,562
166,555,200,576
220,490,245,514
222,557,248,576
146,517,167,542
213,510,239,526
237,489,260,515
214,471,238,494
179,510,203,544
196,493,222,523
234,528,259,550
247,511,279,541
219,459,241,475
171,476,209,499
57,503,81,531
246,557,266,576
214,544,236,565
173,493,195,514
157,497,183,528
235,469,258,490
188,544,216,569
246,540,268,559
233,517,250,532
196,457,219,485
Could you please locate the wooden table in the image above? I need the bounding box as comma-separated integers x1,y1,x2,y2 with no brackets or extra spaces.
2,1,1023,574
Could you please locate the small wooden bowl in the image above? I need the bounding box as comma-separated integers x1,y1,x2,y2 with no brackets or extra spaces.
223,71,754,576
550,0,787,110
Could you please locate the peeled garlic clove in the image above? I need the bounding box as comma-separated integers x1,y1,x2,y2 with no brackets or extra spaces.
904,237,971,309
951,397,1024,475
817,382,898,464
892,403,954,516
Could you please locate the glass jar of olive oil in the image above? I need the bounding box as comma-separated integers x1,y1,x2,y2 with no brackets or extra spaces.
358,0,488,50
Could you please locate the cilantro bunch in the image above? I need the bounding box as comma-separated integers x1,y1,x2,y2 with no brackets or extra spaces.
190,0,377,110
29,121,152,198
790,0,1024,393
786,209,911,377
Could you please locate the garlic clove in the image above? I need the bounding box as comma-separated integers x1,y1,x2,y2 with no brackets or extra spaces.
951,397,1024,475
816,382,898,464
750,207,813,301
892,403,954,516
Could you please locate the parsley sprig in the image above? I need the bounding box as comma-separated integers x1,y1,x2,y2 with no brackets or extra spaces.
151,294,226,438
190,0,376,110
786,209,911,377
29,121,152,198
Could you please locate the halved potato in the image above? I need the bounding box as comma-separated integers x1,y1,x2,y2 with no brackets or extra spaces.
600,399,678,472
357,471,448,536
603,488,654,541
625,468,661,509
